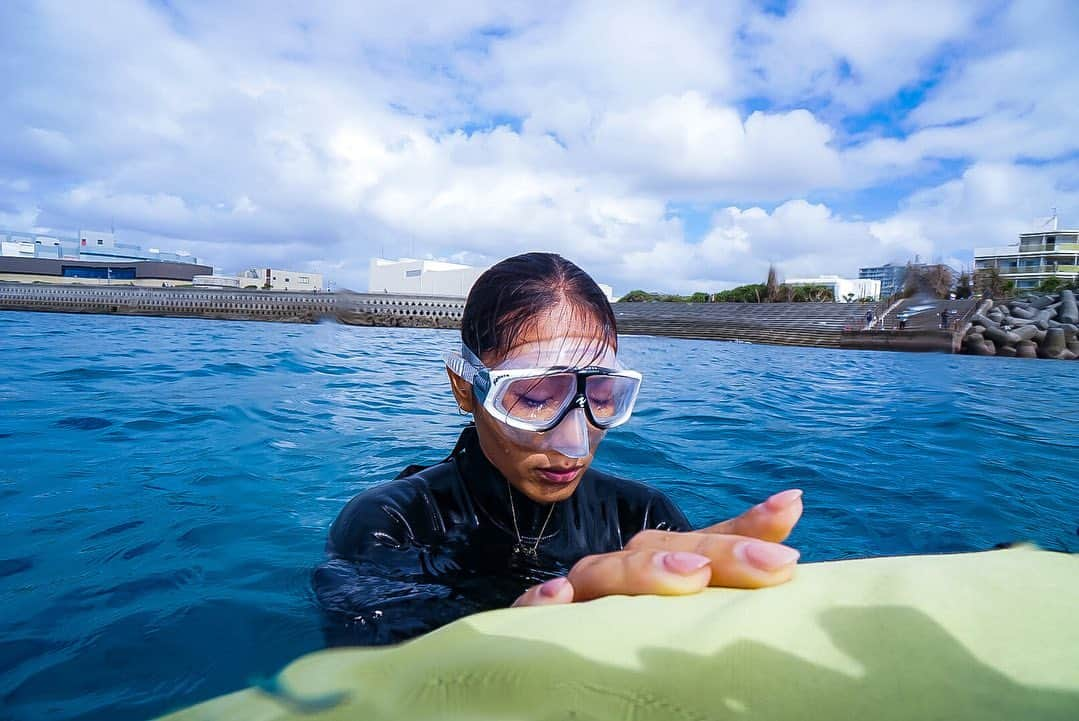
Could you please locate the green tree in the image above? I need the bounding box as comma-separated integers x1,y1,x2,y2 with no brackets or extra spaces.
689,292,710,303
1037,276,1065,294
905,264,954,298
974,267,1013,299
619,290,655,302
954,271,973,299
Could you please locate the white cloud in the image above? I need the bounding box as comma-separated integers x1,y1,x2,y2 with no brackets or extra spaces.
474,2,738,140
741,0,980,111
1,0,1077,295
587,93,843,199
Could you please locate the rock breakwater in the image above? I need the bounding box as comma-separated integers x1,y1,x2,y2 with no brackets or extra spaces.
962,290,1079,360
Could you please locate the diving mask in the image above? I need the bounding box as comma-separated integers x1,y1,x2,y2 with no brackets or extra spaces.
443,344,642,458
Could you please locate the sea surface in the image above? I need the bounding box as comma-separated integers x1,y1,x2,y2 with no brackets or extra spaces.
1,310,1076,721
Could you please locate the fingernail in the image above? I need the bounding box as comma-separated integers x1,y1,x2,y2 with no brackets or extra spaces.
658,551,711,575
765,489,803,510
737,541,800,571
540,577,569,597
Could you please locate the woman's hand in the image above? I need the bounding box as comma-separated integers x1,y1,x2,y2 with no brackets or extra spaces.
512,489,803,607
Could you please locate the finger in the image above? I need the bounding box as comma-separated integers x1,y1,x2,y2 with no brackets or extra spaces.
703,489,803,543
512,577,575,607
567,550,712,602
626,529,799,589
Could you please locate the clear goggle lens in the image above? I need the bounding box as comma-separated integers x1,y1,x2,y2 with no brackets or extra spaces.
491,371,639,430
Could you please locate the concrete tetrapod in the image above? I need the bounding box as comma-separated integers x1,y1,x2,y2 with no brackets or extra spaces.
1060,290,1079,325
1016,340,1038,358
1030,295,1054,309
961,292,1075,360
1013,324,1039,342
975,318,1021,347
1039,328,1067,358
963,333,987,354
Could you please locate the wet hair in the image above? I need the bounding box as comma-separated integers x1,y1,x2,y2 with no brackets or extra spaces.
461,252,618,363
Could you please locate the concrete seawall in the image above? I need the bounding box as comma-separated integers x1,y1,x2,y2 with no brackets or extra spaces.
0,283,464,326
0,283,975,354
839,329,955,352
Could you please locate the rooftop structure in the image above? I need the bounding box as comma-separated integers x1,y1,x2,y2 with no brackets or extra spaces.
974,223,1079,292
1,228,200,265
785,275,881,302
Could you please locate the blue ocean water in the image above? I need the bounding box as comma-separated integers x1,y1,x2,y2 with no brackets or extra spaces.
0,310,1076,721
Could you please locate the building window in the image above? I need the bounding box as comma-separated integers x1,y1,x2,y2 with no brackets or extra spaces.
97,239,103,245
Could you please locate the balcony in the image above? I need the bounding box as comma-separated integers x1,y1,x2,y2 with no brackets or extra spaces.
997,264,1079,276
975,242,1079,258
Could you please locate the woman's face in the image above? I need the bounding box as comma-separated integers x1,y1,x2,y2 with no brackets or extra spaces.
449,302,615,504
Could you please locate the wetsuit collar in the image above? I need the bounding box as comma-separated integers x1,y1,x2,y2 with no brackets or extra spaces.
452,425,564,535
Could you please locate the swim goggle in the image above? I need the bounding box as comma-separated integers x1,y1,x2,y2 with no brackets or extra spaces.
443,345,643,433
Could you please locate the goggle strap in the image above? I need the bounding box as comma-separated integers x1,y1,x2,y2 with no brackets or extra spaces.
443,350,477,384
461,344,485,370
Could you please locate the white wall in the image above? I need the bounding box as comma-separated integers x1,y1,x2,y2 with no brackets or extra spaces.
368,258,485,297
79,230,115,250
242,268,324,291
786,276,881,302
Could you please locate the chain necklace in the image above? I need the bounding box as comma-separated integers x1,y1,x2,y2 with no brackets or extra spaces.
507,478,556,560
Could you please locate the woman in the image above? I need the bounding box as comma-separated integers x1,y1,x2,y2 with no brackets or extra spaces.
315,252,802,645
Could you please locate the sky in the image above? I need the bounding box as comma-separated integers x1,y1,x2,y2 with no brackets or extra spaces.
1,0,1078,295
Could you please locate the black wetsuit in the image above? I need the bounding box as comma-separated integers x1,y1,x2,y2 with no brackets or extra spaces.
314,426,690,646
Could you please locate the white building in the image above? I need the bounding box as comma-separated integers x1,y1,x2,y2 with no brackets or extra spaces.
239,268,324,291
369,257,618,301
785,275,881,302
974,224,1079,292
369,258,485,297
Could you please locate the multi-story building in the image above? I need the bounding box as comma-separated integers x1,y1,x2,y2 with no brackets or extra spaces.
974,227,1079,292
858,263,907,299
0,228,209,286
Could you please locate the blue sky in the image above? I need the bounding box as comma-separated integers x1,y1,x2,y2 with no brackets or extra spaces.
1,0,1077,293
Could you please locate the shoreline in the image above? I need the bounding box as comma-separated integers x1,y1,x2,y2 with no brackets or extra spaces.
6,282,1074,359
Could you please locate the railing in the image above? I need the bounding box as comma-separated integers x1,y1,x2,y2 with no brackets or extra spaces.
975,243,1079,256
998,264,1079,275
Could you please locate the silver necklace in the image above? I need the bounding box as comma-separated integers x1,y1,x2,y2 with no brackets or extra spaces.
507,479,556,560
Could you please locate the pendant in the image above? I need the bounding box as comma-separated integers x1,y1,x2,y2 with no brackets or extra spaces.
513,543,538,560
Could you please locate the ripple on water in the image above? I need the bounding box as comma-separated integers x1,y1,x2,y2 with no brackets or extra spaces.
0,314,1076,721
0,557,34,578
54,416,113,430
